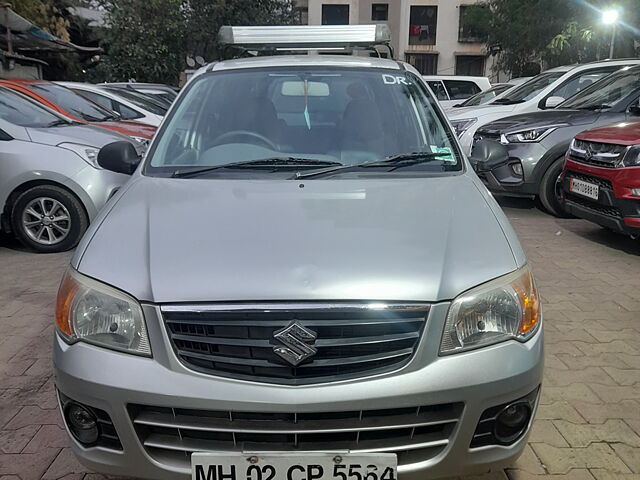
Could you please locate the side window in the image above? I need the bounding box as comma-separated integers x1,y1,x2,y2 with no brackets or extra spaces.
443,80,481,99
628,96,640,116
115,102,144,120
551,68,616,100
427,81,449,101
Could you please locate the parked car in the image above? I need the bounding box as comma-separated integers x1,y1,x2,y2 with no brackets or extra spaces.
422,75,492,109
0,87,134,252
99,82,178,105
470,65,640,216
0,79,156,143
53,25,543,480
448,78,532,110
561,121,640,238
57,82,166,127
448,59,640,154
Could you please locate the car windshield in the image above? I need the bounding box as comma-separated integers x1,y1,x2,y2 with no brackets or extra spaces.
492,71,565,104
0,87,68,128
459,84,512,107
559,67,640,110
105,88,168,115
146,67,460,178
31,83,116,122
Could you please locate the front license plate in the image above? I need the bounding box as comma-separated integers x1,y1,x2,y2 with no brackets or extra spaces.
570,177,599,200
192,452,398,480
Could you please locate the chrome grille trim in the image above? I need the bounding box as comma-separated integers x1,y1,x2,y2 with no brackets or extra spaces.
129,402,462,466
161,303,429,385
568,139,629,168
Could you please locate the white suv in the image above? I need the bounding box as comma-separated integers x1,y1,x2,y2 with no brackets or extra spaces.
448,59,640,154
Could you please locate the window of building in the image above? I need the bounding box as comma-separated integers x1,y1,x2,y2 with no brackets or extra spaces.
455,55,485,76
371,3,388,21
322,4,349,25
405,53,438,75
409,6,437,45
458,4,490,42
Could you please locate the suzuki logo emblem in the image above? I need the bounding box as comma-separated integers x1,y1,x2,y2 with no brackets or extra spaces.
272,322,317,366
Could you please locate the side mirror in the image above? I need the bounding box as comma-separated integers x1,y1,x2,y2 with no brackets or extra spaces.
97,141,141,175
469,139,510,172
543,96,565,109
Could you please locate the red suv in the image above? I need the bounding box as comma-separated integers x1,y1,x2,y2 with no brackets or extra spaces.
561,121,640,238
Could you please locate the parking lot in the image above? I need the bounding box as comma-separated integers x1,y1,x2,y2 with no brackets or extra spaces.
0,198,638,480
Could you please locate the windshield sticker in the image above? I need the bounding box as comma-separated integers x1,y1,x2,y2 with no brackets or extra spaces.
382,74,410,86
430,146,455,162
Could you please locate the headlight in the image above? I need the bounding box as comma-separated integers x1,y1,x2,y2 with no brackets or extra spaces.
58,143,100,168
55,269,151,356
440,265,541,355
622,145,640,166
501,126,564,144
450,118,477,137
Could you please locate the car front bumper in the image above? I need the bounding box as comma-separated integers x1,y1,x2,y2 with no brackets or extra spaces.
53,303,544,480
562,160,640,236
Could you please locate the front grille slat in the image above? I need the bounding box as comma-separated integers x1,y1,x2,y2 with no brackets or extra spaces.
162,303,428,384
133,409,460,434
130,402,462,468
569,140,627,168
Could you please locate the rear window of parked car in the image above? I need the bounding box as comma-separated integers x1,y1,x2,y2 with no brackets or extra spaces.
443,80,481,99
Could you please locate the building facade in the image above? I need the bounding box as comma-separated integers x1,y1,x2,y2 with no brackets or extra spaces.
302,0,498,81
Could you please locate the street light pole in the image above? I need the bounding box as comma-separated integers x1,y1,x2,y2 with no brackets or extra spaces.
609,22,617,59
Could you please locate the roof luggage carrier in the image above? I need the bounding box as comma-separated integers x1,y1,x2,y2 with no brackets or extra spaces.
218,25,394,60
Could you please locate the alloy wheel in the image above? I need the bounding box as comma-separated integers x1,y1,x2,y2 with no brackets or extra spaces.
21,197,71,246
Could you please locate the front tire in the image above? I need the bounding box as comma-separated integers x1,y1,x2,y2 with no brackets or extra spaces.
539,158,572,218
10,185,88,253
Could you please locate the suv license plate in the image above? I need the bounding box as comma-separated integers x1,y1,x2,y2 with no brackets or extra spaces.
192,452,398,480
570,177,599,200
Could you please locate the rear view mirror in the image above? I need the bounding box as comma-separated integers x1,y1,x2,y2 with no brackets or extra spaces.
543,96,565,109
469,140,510,172
97,141,141,175
281,81,330,97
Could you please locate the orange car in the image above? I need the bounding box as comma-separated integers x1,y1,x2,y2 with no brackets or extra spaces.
0,78,156,142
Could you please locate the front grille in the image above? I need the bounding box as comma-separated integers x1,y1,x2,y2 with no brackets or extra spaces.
162,304,428,385
565,194,621,218
566,171,613,190
129,402,463,468
569,140,627,168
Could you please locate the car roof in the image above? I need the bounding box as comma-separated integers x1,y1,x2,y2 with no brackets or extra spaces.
545,59,640,74
208,54,402,73
421,75,488,81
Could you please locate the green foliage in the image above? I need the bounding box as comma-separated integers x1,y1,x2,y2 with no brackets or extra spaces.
88,0,295,85
459,4,491,42
483,0,640,76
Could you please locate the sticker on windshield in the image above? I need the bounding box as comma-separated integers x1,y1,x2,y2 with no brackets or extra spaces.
382,74,411,85
430,146,455,162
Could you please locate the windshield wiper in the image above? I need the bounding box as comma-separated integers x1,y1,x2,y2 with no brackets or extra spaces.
292,152,449,180
171,157,342,178
577,104,612,111
46,119,71,127
492,98,525,105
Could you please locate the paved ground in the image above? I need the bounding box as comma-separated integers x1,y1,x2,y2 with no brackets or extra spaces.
0,198,639,480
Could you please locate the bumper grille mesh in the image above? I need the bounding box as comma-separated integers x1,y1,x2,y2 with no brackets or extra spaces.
161,304,428,385
129,402,462,468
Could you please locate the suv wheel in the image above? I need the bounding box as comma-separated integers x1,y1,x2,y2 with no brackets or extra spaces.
11,185,88,253
539,158,573,218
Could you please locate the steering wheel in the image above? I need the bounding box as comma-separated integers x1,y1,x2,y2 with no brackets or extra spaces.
211,130,277,150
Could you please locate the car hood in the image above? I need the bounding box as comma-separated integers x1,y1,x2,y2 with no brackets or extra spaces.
26,123,133,148
76,174,519,304
477,109,599,134
576,120,640,145
447,103,519,120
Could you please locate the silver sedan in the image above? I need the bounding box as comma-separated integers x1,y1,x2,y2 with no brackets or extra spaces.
0,87,134,252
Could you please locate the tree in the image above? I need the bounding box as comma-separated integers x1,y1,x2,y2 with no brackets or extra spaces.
91,0,186,84
13,0,72,42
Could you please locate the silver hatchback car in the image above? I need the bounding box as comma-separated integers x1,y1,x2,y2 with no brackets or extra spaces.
0,87,134,252
53,26,543,480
